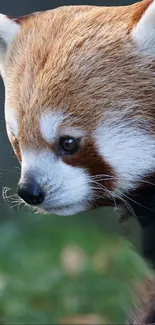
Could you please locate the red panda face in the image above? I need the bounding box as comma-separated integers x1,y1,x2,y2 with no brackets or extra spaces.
1,1,155,216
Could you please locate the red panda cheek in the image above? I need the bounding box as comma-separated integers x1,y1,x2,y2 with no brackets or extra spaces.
61,139,116,192
10,135,22,162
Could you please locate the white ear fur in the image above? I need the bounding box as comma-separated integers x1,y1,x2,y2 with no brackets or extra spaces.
0,14,20,77
131,0,155,54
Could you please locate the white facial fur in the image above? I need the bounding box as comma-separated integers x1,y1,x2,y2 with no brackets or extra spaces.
20,150,92,216
131,0,155,54
6,108,155,215
5,107,155,215
40,111,65,143
95,122,155,193
5,108,18,137
0,14,20,77
40,111,86,143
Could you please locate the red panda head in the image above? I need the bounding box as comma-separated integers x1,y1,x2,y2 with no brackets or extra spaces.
0,0,155,216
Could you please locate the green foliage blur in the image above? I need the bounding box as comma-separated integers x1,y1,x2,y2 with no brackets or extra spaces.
0,205,151,324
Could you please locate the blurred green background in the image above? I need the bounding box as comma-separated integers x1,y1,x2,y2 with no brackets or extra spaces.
0,0,152,323
0,206,150,324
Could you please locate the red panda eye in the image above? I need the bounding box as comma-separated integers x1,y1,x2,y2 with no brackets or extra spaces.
59,136,80,154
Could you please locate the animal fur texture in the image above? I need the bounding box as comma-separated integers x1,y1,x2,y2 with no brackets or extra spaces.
1,0,155,323
1,0,155,217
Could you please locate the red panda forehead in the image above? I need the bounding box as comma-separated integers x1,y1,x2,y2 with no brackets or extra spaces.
6,35,134,130
5,0,155,140
5,1,153,86
6,5,134,98
6,6,151,116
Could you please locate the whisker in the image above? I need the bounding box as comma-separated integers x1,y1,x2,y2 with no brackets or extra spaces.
119,190,155,214
90,174,115,180
89,180,117,210
115,191,136,218
2,187,11,204
137,179,155,187
2,187,24,210
88,177,136,218
92,174,155,190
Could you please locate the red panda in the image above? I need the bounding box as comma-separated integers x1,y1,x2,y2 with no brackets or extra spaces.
1,1,155,322
0,0,155,219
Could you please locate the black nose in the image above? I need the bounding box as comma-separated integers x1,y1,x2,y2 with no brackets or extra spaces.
18,180,44,206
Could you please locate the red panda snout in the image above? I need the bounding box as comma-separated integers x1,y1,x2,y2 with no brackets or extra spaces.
18,178,45,206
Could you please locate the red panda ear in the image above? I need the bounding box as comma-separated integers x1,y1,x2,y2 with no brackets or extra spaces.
0,14,20,77
131,0,155,54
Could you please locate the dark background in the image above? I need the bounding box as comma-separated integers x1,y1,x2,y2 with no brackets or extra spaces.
1,0,135,16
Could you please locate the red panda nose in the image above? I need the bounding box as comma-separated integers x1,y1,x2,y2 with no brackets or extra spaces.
18,180,45,206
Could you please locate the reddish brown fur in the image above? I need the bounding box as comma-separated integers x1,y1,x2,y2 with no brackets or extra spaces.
4,0,155,198
6,2,155,137
129,0,153,29
3,2,155,321
4,0,155,195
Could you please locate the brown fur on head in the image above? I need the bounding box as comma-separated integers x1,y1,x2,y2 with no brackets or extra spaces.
1,1,155,216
